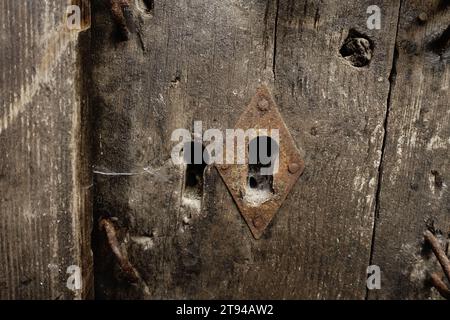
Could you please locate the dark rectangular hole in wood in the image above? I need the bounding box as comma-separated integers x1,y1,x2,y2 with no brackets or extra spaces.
183,141,207,200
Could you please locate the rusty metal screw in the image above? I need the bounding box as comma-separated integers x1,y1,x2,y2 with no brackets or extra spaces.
252,216,264,229
257,98,269,112
288,162,301,174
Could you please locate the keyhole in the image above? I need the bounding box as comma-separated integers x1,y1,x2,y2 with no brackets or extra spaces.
183,141,208,200
249,176,258,189
245,136,278,206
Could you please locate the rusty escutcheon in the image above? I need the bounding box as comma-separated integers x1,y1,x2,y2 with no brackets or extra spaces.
216,86,305,239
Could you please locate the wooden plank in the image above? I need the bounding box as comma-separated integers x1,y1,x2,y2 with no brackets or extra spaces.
270,0,400,299
90,0,400,299
369,0,450,299
90,0,278,299
0,0,92,299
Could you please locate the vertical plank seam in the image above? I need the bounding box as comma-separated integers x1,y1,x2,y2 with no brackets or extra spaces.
272,0,280,80
365,0,403,300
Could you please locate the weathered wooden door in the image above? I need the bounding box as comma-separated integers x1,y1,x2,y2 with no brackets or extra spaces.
1,0,449,299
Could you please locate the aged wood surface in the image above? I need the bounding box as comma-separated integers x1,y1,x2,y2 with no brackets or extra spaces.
90,0,401,299
369,0,450,299
1,0,447,300
0,0,92,299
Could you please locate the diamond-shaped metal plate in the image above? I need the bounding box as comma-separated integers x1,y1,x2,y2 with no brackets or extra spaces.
216,86,305,239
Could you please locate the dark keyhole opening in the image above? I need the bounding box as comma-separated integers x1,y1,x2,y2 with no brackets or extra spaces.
183,141,208,199
247,136,278,193
249,176,258,189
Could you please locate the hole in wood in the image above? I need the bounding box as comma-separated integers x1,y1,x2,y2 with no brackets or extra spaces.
136,0,154,14
245,136,278,206
182,141,207,203
340,29,374,67
428,25,450,57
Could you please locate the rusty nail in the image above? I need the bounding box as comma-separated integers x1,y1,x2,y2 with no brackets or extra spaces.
430,273,450,299
424,230,450,299
257,98,269,112
110,0,131,41
418,12,428,23
288,162,301,174
252,216,264,229
424,230,450,281
100,217,139,283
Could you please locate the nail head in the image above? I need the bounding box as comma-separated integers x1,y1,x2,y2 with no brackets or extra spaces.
257,98,269,111
418,12,428,23
253,216,264,228
288,162,301,174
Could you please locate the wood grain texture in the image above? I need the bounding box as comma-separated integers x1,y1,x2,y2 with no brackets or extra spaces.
369,0,450,299
90,0,401,299
1,0,447,300
0,0,93,299
90,0,278,299
271,0,400,299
